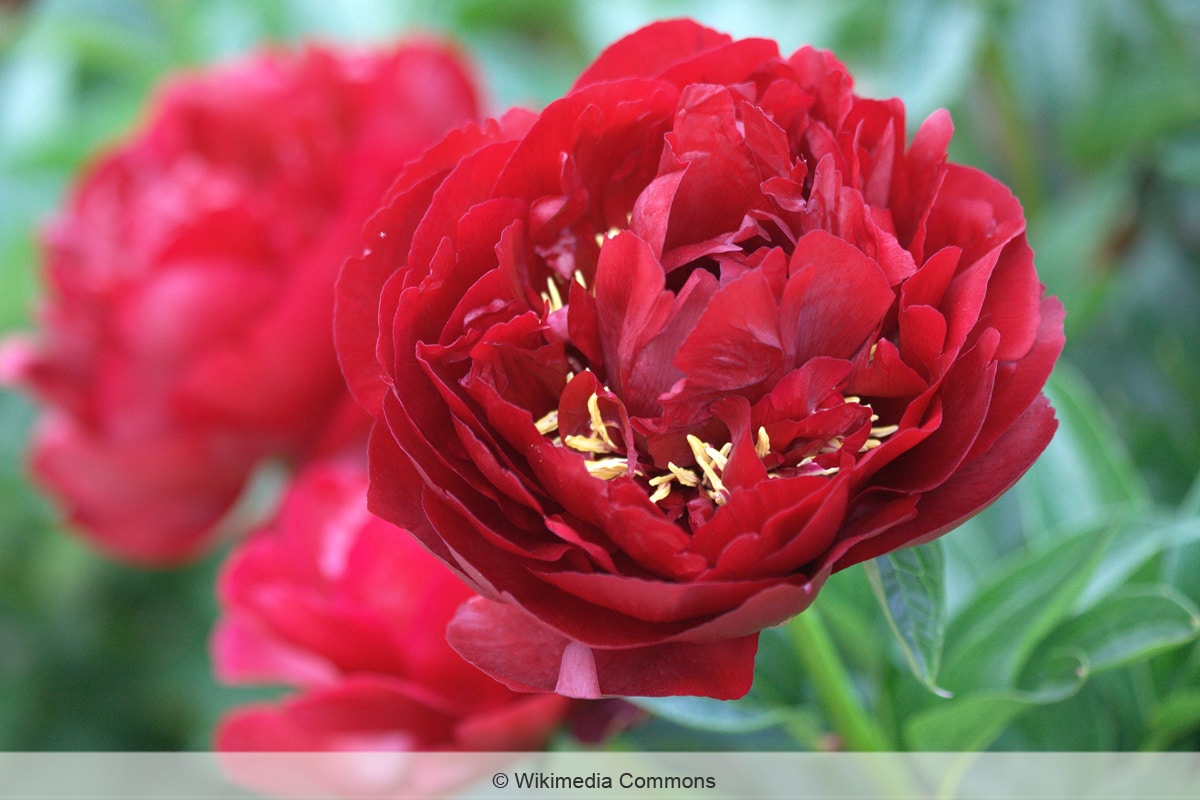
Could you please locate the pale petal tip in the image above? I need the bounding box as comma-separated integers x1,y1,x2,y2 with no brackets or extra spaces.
554,641,602,699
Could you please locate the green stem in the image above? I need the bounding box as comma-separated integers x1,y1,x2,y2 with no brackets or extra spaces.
789,608,892,752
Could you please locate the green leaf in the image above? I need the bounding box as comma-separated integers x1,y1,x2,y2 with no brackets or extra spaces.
1183,471,1200,517
1081,514,1200,609
1067,62,1200,168
904,651,1086,751
1015,367,1150,543
1160,136,1200,188
1025,169,1134,334
939,525,1114,694
864,540,950,697
628,695,790,735
1022,585,1200,686
1013,685,1123,750
1142,689,1200,751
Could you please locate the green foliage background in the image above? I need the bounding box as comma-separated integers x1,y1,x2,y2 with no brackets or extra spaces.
0,0,1198,750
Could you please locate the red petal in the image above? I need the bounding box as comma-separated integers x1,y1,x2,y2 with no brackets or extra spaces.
673,268,784,400
593,231,673,397
211,614,337,687
660,85,764,256
336,120,524,414
29,415,251,564
874,329,998,493
891,108,953,261
898,304,948,379
901,245,961,311
846,335,929,398
447,597,758,699
216,675,456,751
782,230,895,365
970,296,1065,459
697,474,847,579
680,575,828,640
657,37,784,91
527,566,780,624
453,693,572,750
978,235,1042,361
571,20,733,88
833,393,1058,570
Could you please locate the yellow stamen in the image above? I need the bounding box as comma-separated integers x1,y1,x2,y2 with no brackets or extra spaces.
755,426,771,459
573,269,587,288
820,437,844,454
705,444,729,471
843,395,861,405
587,393,619,451
534,409,559,436
687,434,727,498
648,481,672,503
593,226,621,248
870,424,899,438
585,457,628,480
564,435,613,454
544,276,564,312
859,438,882,452
667,462,701,487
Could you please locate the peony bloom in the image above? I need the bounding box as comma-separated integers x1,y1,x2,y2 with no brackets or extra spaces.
335,20,1065,699
1,41,479,563
213,460,571,754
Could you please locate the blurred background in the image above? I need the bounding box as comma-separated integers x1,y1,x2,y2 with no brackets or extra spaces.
0,0,1198,750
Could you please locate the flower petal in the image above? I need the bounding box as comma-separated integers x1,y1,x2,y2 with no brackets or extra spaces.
447,597,759,699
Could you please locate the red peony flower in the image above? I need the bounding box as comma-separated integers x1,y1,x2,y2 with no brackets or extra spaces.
0,41,479,563
213,460,571,754
335,19,1065,699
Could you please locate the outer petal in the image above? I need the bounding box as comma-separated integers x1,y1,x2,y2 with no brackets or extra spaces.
832,393,1058,570
571,19,733,88
447,597,758,699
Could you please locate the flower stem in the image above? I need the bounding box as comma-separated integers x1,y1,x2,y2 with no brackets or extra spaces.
789,607,892,751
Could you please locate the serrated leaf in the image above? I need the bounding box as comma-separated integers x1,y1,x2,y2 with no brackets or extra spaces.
1022,585,1200,686
865,540,949,697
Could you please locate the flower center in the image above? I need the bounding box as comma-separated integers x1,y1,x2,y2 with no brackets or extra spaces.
525,230,902,516
534,389,630,481
533,385,901,513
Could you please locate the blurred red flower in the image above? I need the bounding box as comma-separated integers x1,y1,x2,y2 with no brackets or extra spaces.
1,41,479,563
336,19,1064,699
213,460,570,753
